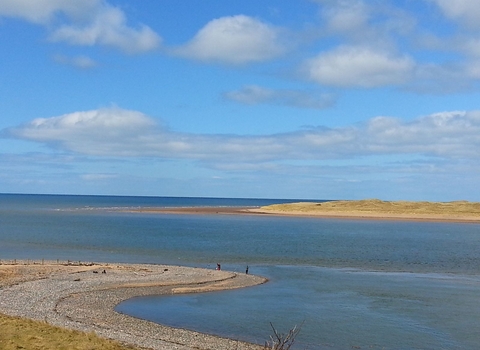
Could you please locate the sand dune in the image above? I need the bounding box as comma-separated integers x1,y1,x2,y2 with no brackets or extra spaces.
249,199,480,222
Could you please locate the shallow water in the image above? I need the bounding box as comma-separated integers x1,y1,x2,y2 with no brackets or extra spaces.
118,267,480,349
1,194,480,349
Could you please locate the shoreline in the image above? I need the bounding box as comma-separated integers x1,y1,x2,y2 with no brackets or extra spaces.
247,208,480,223
127,204,480,223
0,261,267,350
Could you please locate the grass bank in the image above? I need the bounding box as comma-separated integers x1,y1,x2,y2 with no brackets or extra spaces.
0,313,139,350
255,199,480,221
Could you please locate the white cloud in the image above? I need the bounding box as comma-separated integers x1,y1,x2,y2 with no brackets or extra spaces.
462,38,480,58
321,0,371,35
53,54,97,69
410,62,474,93
0,0,99,24
409,33,480,91
430,0,480,29
7,108,158,156
363,111,480,157
304,46,415,87
226,85,274,105
49,5,161,54
173,15,286,64
224,85,335,109
316,0,415,46
0,0,161,53
4,107,480,163
309,1,480,93
409,1,480,89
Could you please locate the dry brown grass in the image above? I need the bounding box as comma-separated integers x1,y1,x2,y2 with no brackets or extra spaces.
0,313,139,350
0,264,141,349
257,199,480,220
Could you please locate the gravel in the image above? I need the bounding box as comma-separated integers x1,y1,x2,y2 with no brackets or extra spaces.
0,262,266,350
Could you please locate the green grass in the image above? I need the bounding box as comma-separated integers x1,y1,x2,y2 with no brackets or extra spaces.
0,313,139,350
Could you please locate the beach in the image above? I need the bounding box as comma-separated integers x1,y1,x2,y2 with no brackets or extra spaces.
131,199,480,223
0,261,266,350
2,196,480,349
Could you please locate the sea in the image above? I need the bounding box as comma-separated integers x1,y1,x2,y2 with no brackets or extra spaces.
1,193,480,349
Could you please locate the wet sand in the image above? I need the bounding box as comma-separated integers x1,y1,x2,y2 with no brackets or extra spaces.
0,261,266,350
129,206,255,216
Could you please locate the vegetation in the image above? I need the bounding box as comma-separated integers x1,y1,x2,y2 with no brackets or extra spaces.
0,313,138,350
0,263,297,349
0,312,302,350
259,199,480,217
264,323,302,350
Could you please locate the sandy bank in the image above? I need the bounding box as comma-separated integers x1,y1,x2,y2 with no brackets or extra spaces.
249,199,480,223
129,199,480,223
0,261,266,350
127,206,254,216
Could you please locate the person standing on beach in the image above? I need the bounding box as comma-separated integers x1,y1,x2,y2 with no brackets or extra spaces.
216,263,221,270
246,266,249,274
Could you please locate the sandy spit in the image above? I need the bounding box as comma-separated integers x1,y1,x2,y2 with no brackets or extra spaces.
0,261,267,350
248,200,480,223
128,200,480,223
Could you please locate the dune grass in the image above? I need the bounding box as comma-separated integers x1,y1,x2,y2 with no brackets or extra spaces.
0,313,139,350
259,199,480,218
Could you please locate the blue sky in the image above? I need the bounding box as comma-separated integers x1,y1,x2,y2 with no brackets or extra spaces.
1,0,480,201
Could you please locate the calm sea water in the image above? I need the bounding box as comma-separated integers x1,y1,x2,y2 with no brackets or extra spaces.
1,194,480,349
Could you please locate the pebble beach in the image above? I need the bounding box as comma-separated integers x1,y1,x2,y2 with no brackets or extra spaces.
0,261,267,350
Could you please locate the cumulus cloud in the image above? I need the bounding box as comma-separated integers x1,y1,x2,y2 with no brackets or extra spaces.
173,15,286,64
307,0,480,93
410,1,480,89
224,85,335,109
6,108,158,156
4,107,480,163
316,0,415,46
362,111,480,157
303,46,415,87
49,5,161,53
312,0,419,94
0,0,161,53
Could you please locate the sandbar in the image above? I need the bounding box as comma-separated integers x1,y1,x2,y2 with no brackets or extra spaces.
250,199,480,223
130,199,480,223
0,260,266,350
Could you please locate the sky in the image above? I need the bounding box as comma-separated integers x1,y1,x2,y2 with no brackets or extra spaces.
1,0,480,201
